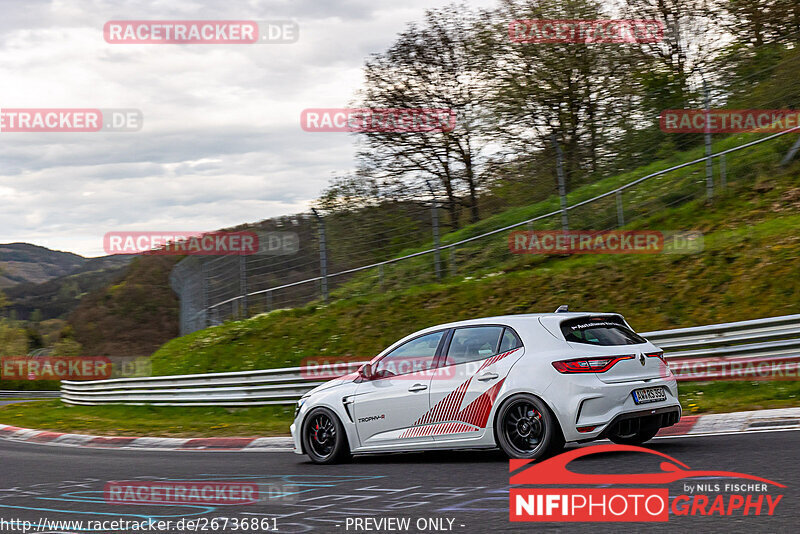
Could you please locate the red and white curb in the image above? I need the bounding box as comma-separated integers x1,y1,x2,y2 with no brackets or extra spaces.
655,407,800,438
0,424,293,452
1,407,798,452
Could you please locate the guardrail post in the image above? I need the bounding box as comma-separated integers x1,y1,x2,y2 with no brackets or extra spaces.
551,133,569,231
449,246,457,277
704,80,714,202
265,289,272,312
615,190,625,228
720,154,727,190
311,209,329,303
378,264,385,288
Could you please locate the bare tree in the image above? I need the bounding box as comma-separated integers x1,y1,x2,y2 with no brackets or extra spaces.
356,4,493,227
485,0,639,191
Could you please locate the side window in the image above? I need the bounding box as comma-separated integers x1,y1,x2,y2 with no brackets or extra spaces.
499,328,522,353
374,331,444,378
444,326,504,366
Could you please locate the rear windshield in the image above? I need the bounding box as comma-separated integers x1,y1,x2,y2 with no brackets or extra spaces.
560,317,646,346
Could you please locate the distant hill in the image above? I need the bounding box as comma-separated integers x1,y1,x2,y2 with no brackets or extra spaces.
0,242,174,356
68,255,180,357
3,258,131,321
0,243,133,321
0,243,87,288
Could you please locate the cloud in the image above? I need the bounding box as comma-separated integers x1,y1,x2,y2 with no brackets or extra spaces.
0,0,496,257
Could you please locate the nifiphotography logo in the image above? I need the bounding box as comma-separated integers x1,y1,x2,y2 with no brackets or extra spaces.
509,444,784,522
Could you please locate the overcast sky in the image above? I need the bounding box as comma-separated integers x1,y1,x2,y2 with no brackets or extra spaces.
0,0,496,257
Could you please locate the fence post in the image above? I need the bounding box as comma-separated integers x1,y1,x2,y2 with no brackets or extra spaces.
426,181,442,280
311,209,329,303
449,246,457,277
431,201,442,280
239,256,248,317
379,264,385,288
720,154,727,190
781,135,800,166
615,190,625,228
551,132,569,231
704,79,714,201
266,290,272,312
200,259,209,329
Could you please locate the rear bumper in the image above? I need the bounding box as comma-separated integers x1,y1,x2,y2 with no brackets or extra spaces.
545,373,681,442
587,405,681,442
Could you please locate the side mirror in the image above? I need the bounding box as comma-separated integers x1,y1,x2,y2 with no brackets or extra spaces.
359,363,374,380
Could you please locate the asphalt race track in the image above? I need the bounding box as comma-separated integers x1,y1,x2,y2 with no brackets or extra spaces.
0,430,796,533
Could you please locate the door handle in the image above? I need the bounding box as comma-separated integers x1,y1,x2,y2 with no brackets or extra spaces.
477,372,499,381
408,383,428,392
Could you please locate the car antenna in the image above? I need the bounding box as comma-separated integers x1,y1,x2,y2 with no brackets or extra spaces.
555,305,569,313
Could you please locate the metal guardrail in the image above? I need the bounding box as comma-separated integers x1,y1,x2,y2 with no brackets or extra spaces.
60,363,364,407
60,314,800,406
641,314,800,382
642,314,800,350
0,390,60,399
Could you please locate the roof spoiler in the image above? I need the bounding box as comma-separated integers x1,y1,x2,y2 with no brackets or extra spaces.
555,305,569,313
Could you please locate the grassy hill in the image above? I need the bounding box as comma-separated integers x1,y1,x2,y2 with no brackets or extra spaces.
150,140,800,375
333,130,800,297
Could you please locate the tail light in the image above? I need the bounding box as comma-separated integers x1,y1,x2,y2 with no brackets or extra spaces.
552,355,635,373
646,351,666,363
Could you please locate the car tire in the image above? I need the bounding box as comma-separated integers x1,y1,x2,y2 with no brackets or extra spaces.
301,407,351,464
608,425,659,446
494,394,564,460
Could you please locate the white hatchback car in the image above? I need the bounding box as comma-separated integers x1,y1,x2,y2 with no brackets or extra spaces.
291,310,681,463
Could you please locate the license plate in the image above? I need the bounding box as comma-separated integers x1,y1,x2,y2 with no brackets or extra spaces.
632,387,667,404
